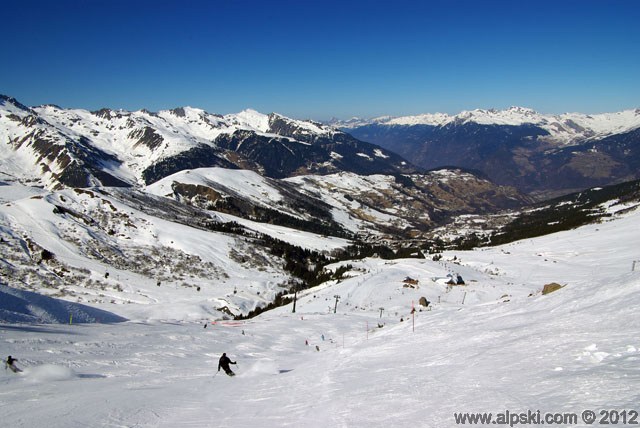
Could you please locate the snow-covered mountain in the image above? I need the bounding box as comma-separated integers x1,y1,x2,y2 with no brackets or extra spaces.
336,106,640,144
337,107,640,197
0,95,415,190
0,94,531,239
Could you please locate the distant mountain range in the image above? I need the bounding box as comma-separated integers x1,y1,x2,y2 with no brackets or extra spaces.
333,107,640,198
0,95,527,240
5,94,638,199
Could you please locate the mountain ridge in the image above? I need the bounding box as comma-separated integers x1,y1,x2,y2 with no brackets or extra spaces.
0,95,417,190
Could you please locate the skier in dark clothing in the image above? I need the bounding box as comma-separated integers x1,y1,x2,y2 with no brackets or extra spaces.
5,355,22,373
218,352,237,376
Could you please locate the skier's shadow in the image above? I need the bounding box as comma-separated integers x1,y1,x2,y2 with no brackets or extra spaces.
278,369,294,374
77,373,107,379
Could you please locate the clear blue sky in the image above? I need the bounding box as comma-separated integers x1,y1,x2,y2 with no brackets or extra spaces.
2,0,639,120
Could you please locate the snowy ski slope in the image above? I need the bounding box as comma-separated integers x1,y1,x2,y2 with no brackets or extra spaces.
1,205,639,427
